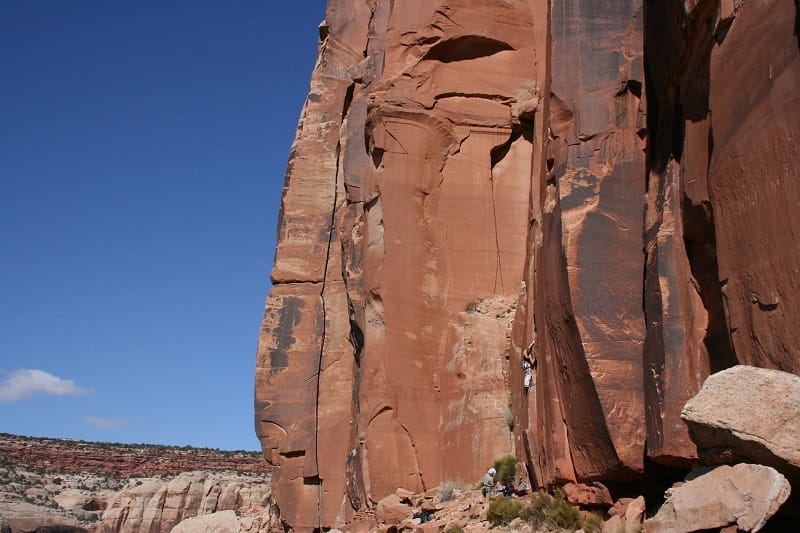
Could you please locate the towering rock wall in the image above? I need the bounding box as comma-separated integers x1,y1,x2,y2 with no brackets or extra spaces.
641,0,800,467
255,0,799,529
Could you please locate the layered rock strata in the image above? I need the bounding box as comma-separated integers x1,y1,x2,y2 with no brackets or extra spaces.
0,433,270,477
255,0,800,529
0,438,274,533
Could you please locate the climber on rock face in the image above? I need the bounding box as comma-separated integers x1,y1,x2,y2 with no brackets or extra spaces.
522,340,536,392
522,357,533,390
482,467,497,498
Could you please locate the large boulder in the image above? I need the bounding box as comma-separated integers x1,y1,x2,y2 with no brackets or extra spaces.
563,482,613,508
170,510,240,533
170,509,275,533
375,494,412,525
681,365,800,478
644,464,790,532
604,496,645,533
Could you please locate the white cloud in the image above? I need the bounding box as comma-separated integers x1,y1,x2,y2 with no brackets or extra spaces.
0,369,91,403
81,415,131,430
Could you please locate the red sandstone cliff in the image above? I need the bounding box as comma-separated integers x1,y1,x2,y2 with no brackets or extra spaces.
255,0,799,529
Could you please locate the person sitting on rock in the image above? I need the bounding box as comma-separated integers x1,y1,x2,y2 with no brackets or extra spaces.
482,467,496,498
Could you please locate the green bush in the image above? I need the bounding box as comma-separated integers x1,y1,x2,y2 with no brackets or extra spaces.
486,496,526,525
492,454,517,485
544,493,583,530
485,487,592,531
521,490,552,527
519,489,590,531
444,525,464,533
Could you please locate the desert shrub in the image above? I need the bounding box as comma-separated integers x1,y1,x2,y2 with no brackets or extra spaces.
511,489,588,531
492,454,517,485
486,496,526,526
521,490,552,527
544,492,583,530
444,525,464,533
438,479,465,502
582,511,604,533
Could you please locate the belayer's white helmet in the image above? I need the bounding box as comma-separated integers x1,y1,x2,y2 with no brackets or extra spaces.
488,468,496,475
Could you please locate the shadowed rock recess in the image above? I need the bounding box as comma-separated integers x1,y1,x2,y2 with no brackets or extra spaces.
255,0,799,529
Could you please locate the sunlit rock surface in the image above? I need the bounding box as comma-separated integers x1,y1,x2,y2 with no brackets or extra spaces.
255,0,800,529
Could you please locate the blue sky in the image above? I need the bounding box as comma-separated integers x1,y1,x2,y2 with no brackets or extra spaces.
0,1,327,450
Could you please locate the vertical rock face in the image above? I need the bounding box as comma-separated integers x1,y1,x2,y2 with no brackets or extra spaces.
641,0,800,468
522,0,647,487
255,0,799,529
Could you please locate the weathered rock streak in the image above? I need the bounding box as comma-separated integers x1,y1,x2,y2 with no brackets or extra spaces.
255,0,800,529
